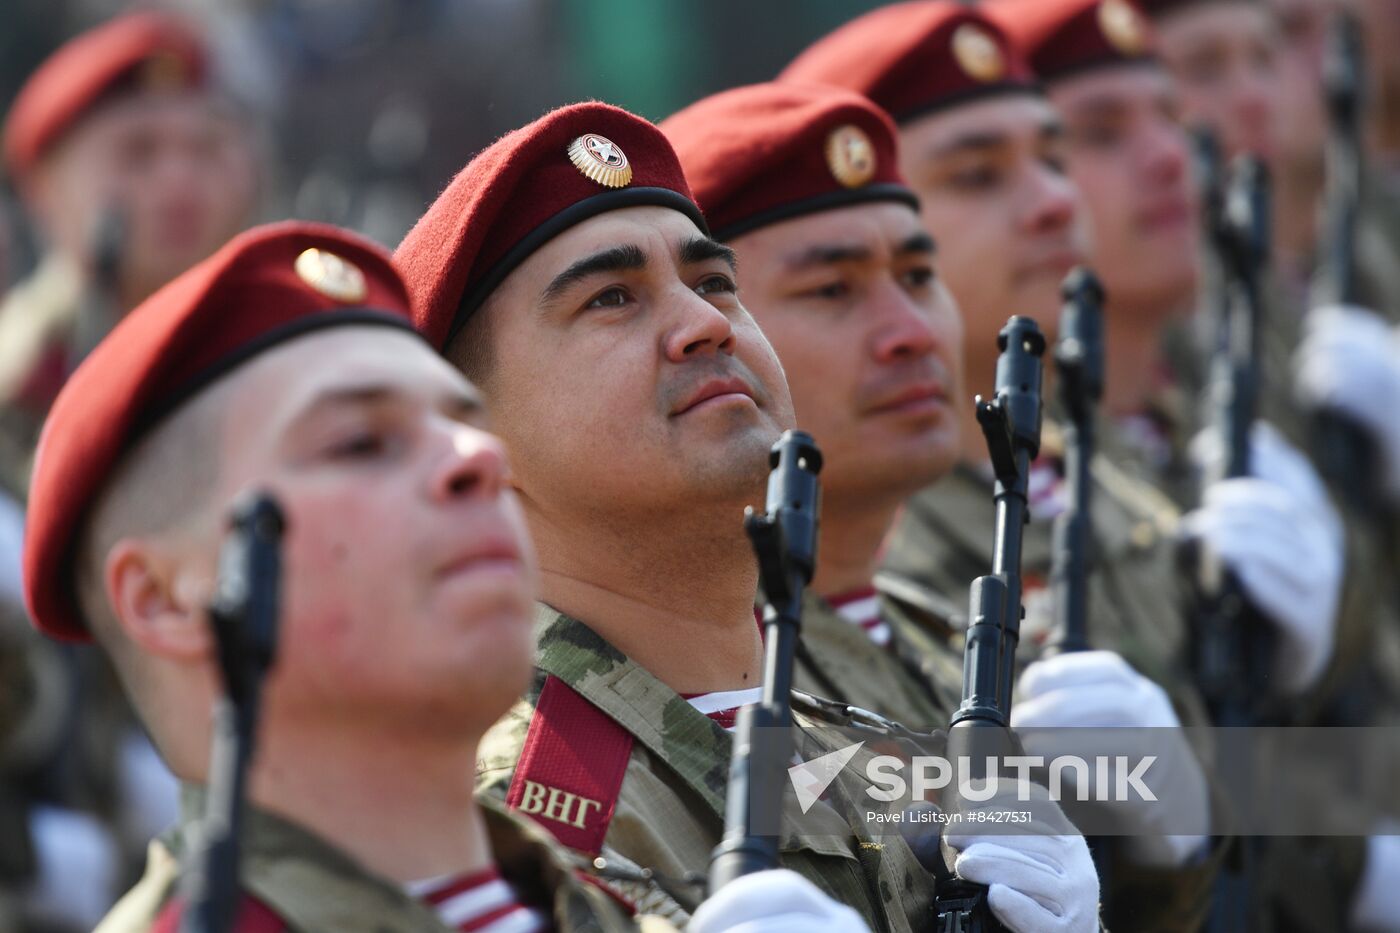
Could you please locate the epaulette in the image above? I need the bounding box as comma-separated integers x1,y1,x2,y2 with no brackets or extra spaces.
505,675,634,856
874,571,963,633
1089,451,1180,535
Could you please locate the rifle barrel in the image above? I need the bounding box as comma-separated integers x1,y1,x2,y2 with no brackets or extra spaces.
709,431,823,892
180,494,285,933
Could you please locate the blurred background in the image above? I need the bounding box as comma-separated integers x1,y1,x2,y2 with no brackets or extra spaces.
0,0,906,270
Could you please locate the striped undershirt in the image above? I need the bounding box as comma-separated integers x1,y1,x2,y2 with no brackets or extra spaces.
826,585,892,647
405,867,551,933
682,685,764,732
1026,459,1067,521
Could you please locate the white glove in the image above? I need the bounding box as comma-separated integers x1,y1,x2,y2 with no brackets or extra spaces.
1180,477,1341,693
687,869,871,933
943,779,1100,933
1295,305,1400,501
1190,421,1343,548
1352,828,1400,932
1010,651,1210,868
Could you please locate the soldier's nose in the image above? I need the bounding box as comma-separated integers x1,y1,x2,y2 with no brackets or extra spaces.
435,426,509,501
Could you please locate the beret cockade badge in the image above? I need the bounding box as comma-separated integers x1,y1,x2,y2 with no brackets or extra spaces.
568,133,634,188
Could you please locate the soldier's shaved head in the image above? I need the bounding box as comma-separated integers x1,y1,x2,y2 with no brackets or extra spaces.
73,379,225,769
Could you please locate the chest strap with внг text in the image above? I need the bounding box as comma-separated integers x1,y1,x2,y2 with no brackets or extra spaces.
506,675,633,855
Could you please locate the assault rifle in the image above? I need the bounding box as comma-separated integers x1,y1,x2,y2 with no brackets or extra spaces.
180,494,286,933
1194,154,1271,933
1047,269,1105,656
934,317,1046,932
1312,10,1386,515
709,431,823,891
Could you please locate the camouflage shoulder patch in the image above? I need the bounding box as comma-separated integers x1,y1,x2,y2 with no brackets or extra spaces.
536,606,628,682
874,572,962,632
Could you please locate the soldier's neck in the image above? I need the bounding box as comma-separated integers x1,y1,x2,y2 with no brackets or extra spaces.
813,492,903,599
1376,91,1400,164
1103,311,1170,418
958,351,999,473
1273,156,1325,277
960,349,1061,471
248,724,493,884
532,519,765,695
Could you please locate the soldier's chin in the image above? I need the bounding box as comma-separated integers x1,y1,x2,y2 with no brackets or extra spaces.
716,420,788,509
435,579,535,639
1005,281,1068,339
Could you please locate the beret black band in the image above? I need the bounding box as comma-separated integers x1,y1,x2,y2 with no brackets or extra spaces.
1040,53,1160,85
449,186,709,348
892,80,1045,125
1144,0,1260,19
713,183,921,242
136,308,421,439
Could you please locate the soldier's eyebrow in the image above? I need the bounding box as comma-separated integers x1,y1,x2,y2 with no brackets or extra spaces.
1066,95,1130,123
291,382,484,426
784,231,934,272
541,244,647,305
678,235,737,273
928,117,1064,161
926,130,1011,159
1038,116,1066,142
897,231,937,257
784,242,874,271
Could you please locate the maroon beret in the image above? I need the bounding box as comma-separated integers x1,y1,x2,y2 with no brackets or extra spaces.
24,221,418,642
394,101,706,350
662,82,917,241
3,12,207,180
989,0,1157,83
779,2,1037,124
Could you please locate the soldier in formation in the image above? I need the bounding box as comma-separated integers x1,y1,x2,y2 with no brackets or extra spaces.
5,0,1400,930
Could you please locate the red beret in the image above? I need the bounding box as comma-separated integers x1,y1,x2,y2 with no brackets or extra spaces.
662,82,917,241
3,12,208,180
395,101,706,350
24,221,418,642
779,3,1037,125
989,0,1157,83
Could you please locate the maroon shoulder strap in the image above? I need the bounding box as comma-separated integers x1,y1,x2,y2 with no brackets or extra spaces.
505,675,634,855
153,894,287,933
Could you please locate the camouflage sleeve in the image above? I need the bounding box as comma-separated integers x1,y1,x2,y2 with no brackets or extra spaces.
1279,479,1400,728
1101,836,1226,933
1255,835,1367,933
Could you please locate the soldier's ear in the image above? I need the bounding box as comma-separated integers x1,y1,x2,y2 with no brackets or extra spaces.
104,537,214,662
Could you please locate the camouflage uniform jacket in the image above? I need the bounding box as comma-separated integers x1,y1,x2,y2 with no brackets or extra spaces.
882,452,1200,718
0,254,85,498
95,784,650,932
1128,292,1400,732
477,605,938,931
879,454,1224,932
792,588,952,732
